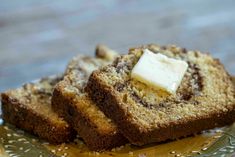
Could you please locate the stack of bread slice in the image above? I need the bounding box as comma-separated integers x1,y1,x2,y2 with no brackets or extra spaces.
1,44,235,151
1,45,127,151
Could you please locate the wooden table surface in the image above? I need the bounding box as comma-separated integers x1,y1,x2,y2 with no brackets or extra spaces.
0,0,235,92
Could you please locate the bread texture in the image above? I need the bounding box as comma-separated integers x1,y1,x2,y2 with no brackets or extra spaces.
86,44,235,146
1,76,75,143
51,46,127,151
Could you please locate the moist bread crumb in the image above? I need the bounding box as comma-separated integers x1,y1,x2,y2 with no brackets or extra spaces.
86,44,235,146
1,76,75,143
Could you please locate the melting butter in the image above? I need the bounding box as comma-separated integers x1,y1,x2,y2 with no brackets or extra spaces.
131,49,188,94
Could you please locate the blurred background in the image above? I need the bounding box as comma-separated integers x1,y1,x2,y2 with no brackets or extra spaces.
0,0,235,92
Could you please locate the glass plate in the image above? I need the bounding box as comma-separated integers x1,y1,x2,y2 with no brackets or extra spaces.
0,77,235,157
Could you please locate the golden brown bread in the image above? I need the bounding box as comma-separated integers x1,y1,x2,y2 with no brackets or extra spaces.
1,76,75,143
51,45,127,151
86,44,235,146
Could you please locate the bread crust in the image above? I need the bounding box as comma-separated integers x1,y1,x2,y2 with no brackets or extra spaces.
86,44,235,145
1,92,75,144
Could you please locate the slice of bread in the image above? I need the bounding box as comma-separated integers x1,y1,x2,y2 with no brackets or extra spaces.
1,76,75,143
86,44,235,146
51,45,127,151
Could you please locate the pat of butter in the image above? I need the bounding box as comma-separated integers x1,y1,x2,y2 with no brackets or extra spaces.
131,49,188,94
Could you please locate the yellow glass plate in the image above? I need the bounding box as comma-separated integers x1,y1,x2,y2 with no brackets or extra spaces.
0,77,235,157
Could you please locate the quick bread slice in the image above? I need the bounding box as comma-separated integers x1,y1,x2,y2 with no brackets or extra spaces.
86,44,235,146
1,76,75,143
51,45,127,151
